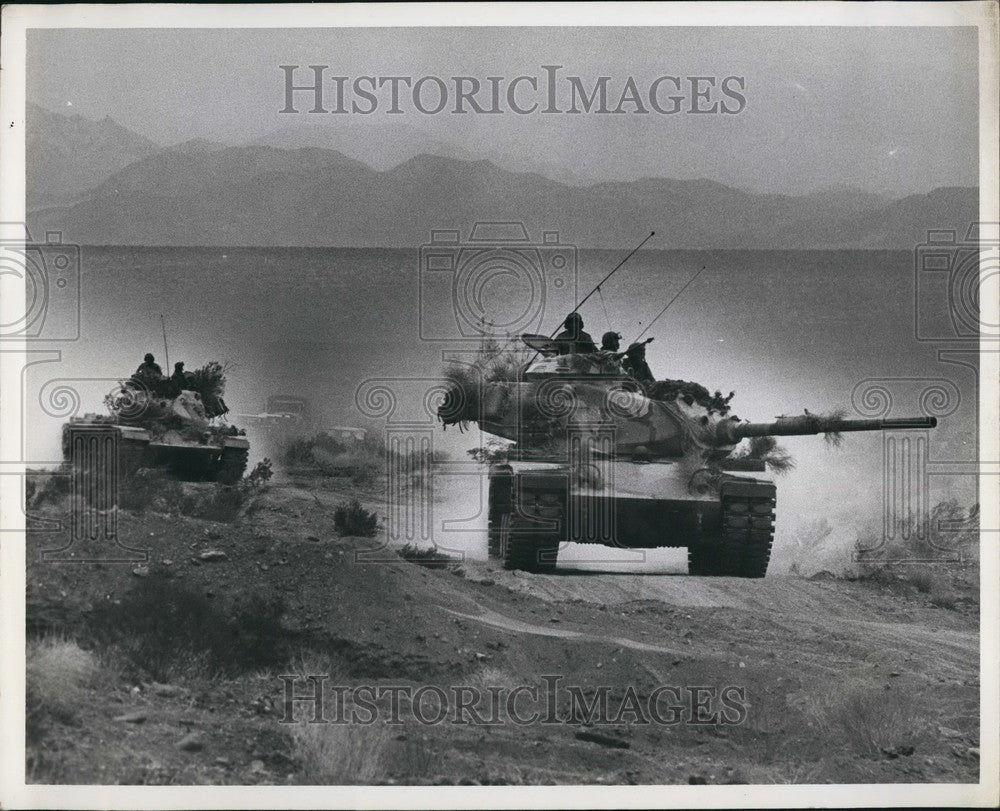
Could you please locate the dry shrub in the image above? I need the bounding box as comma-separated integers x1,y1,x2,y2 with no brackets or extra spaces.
290,722,391,785
334,500,379,537
807,680,918,758
26,637,98,741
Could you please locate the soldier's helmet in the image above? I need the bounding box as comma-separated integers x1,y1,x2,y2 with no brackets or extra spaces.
144,353,155,363
564,312,584,330
601,331,622,351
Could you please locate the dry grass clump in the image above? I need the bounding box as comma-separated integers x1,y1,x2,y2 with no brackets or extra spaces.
805,679,918,758
26,637,99,740
289,722,392,785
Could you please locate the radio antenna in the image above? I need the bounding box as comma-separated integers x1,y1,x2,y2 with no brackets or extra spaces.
551,230,656,338
523,230,656,366
633,264,708,342
160,314,170,370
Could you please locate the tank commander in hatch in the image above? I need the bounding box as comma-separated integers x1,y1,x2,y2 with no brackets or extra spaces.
553,313,598,355
623,338,655,384
134,353,163,382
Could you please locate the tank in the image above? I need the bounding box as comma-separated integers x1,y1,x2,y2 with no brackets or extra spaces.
440,340,937,578
62,372,250,486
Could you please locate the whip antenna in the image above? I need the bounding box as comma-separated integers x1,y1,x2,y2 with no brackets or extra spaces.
160,314,170,370
633,264,708,342
552,230,656,337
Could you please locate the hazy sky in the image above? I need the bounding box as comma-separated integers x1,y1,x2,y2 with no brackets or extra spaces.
27,26,979,195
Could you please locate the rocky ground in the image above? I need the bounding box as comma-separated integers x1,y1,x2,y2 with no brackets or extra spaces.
25,471,980,785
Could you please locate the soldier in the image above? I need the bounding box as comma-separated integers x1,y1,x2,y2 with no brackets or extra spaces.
553,313,598,355
623,339,655,384
134,353,163,383
595,331,625,374
169,361,187,395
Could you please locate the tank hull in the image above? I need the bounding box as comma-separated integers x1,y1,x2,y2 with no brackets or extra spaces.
488,459,776,577
63,417,250,488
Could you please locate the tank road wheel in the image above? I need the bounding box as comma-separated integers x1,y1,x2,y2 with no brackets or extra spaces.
503,512,559,574
487,471,513,560
215,447,249,485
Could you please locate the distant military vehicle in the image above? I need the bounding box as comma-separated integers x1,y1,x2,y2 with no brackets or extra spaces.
63,368,249,485
441,337,936,578
238,394,311,431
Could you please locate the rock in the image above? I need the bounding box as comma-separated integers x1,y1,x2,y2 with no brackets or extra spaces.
132,565,149,577
205,530,222,540
687,775,708,785
575,729,630,749
161,559,173,566
177,732,204,752
249,759,267,774
938,725,964,739
306,535,321,542
199,550,227,562
114,711,147,723
889,671,902,677
214,757,231,767
967,747,980,759
474,652,488,661
807,570,837,581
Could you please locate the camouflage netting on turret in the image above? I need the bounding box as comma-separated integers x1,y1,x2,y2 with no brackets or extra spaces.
107,361,235,437
644,379,735,415
438,365,738,428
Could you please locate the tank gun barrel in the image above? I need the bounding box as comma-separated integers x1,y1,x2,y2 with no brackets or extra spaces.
716,414,937,445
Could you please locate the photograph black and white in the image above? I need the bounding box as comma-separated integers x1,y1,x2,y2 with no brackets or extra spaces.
0,3,997,808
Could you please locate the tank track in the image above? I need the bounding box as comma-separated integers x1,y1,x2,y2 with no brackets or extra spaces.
688,492,775,578
487,471,512,560
502,510,560,574
488,473,560,573
215,447,249,485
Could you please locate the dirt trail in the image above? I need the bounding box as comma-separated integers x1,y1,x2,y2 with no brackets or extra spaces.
444,606,688,657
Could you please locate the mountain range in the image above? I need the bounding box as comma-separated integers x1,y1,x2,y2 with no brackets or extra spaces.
26,104,977,249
